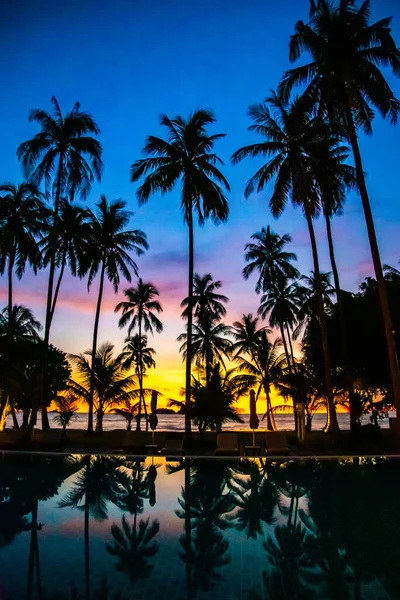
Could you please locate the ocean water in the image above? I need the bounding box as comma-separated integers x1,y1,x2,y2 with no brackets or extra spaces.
6,410,392,431
1,453,400,600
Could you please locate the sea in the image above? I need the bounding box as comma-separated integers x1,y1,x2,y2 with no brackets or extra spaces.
5,411,393,431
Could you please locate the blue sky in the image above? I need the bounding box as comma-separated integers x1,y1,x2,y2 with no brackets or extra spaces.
1,0,400,398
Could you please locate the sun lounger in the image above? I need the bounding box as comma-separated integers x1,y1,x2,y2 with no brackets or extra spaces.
215,433,239,455
159,438,184,457
265,432,290,455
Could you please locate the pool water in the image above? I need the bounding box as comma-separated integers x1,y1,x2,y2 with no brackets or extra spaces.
0,454,399,600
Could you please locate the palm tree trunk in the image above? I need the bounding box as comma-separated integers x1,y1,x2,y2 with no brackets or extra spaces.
136,320,143,431
88,259,106,433
324,209,360,432
285,323,296,372
279,324,292,376
95,408,104,433
344,104,400,414
11,406,19,428
184,208,194,440
7,247,15,341
39,153,64,432
0,250,16,425
49,251,67,326
264,383,275,431
304,208,339,432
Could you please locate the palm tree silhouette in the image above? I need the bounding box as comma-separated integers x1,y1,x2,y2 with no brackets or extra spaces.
178,318,232,386
17,96,103,429
258,276,302,373
41,200,90,326
243,227,299,294
115,279,163,430
68,343,139,433
232,316,285,430
230,459,280,540
84,196,148,433
0,182,46,338
131,110,230,438
59,455,128,600
232,93,339,431
0,305,42,341
181,273,229,322
279,0,400,414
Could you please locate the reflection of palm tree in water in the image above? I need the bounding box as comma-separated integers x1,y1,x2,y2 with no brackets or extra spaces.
106,515,159,584
171,458,233,599
59,455,128,600
262,461,316,600
106,459,160,587
230,459,280,540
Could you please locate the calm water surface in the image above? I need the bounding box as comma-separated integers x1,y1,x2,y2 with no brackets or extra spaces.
0,453,399,600
6,411,392,431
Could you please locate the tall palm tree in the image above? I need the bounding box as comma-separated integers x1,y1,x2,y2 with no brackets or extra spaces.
243,227,299,293
178,318,232,386
181,273,229,321
120,334,156,429
233,329,286,430
68,342,139,433
279,0,400,412
130,110,230,438
258,276,302,373
0,182,46,338
84,196,148,432
17,97,103,428
232,93,339,431
115,279,162,430
41,200,90,326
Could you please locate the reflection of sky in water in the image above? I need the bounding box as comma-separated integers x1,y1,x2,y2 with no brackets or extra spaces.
0,455,398,600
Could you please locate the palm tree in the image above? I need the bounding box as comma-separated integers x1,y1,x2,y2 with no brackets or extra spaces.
233,328,286,430
53,393,78,433
178,318,232,386
84,196,148,432
115,279,162,430
232,93,339,431
41,200,90,326
279,0,400,413
293,272,335,340
130,110,230,438
181,273,229,321
276,362,326,432
308,130,360,430
17,97,103,428
120,334,156,428
169,365,246,432
243,227,299,294
112,399,139,431
258,277,302,374
0,182,46,338
0,305,42,340
68,342,139,433
0,305,43,426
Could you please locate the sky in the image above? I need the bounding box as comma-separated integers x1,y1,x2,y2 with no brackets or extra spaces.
1,0,400,408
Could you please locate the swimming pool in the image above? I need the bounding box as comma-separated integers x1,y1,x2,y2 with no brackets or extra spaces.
0,454,398,599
